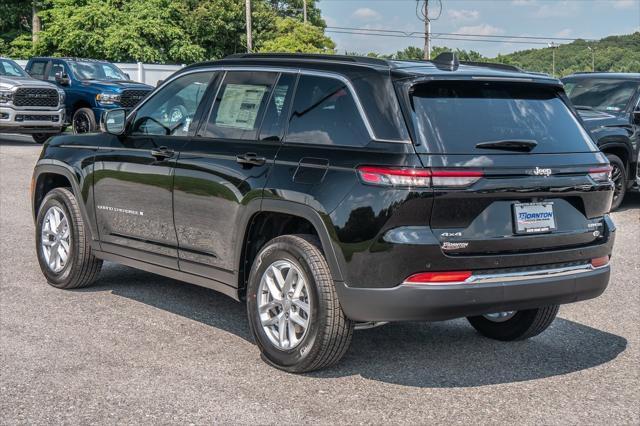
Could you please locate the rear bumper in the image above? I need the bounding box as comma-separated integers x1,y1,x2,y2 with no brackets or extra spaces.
0,106,65,133
336,264,610,322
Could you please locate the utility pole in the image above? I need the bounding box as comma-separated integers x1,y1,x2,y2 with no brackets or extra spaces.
423,0,431,60
303,0,308,24
587,46,595,72
245,0,252,53
548,42,558,77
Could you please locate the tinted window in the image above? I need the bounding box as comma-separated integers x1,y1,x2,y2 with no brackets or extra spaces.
410,81,597,154
47,63,65,81
258,73,296,141
205,71,277,140
131,71,215,137
286,75,370,146
28,61,47,79
564,78,639,113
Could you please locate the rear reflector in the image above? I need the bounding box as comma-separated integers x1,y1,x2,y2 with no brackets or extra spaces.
588,166,612,182
405,271,472,284
357,166,483,188
591,256,609,268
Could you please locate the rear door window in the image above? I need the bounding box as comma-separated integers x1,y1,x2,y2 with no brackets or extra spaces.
28,61,47,79
410,81,597,154
205,71,278,141
286,75,370,146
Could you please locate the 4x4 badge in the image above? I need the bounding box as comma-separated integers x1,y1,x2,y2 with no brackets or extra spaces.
533,167,552,177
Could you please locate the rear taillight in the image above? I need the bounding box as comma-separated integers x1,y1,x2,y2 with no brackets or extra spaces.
588,166,612,182
431,170,483,187
591,256,609,268
357,166,482,188
404,271,473,284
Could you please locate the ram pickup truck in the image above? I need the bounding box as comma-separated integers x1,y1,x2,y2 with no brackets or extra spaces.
563,72,640,209
32,53,615,373
0,57,66,143
25,57,153,134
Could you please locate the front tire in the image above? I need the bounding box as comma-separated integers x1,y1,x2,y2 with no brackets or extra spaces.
32,133,51,144
247,235,353,373
606,153,626,210
466,305,559,341
72,108,97,134
36,187,102,289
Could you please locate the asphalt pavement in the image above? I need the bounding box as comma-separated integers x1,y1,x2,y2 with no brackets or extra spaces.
1,134,638,424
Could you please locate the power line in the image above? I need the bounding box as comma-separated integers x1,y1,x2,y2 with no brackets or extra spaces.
325,26,596,42
324,29,566,45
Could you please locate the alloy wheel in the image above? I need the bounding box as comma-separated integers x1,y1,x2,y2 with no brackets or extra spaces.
257,260,311,350
483,311,516,323
73,111,90,133
41,206,71,273
611,164,624,204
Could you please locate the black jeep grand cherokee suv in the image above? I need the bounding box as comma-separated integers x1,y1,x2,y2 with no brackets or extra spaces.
32,53,615,373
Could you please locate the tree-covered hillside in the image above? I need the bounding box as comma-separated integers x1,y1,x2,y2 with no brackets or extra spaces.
494,33,640,76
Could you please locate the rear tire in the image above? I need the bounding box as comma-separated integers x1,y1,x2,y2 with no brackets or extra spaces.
606,153,626,211
247,234,353,373
36,187,102,289
467,305,559,341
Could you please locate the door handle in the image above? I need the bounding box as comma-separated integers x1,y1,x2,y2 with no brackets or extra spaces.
150,146,174,160
236,152,266,167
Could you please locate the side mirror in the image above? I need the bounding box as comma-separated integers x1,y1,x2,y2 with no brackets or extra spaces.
55,71,70,86
103,109,126,135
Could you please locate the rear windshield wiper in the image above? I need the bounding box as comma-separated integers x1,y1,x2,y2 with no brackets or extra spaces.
475,139,538,152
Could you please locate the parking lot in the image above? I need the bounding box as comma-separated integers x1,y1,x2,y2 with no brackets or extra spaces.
1,134,638,424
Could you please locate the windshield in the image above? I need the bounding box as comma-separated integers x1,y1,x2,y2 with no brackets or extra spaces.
410,81,596,154
563,78,638,113
0,59,28,77
68,61,128,81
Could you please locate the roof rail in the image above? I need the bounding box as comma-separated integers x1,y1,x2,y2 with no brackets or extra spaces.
460,61,521,72
224,52,390,67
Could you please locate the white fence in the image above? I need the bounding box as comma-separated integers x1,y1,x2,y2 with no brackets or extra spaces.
14,60,183,86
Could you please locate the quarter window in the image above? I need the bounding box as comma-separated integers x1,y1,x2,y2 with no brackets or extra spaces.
131,71,215,137
286,75,370,147
205,71,278,140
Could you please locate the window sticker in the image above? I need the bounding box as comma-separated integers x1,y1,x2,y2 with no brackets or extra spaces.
215,84,268,130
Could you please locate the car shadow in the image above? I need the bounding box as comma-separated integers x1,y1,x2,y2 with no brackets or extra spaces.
616,191,640,212
0,134,39,146
84,263,627,388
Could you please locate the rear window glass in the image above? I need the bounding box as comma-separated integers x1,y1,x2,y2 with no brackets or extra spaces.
563,78,638,113
410,81,597,154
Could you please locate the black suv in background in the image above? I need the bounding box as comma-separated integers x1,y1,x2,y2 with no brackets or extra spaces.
562,73,640,209
32,53,615,373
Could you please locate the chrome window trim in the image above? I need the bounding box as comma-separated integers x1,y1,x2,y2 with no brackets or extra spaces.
129,65,411,144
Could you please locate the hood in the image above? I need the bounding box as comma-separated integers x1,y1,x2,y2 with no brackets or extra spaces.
576,109,628,131
0,76,60,90
79,79,153,92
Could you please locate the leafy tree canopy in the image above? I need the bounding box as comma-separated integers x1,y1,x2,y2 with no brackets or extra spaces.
259,16,334,54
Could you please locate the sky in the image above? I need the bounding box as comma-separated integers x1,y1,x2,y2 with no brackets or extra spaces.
317,0,640,57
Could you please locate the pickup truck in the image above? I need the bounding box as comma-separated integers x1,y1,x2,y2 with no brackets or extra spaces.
0,57,66,143
563,72,640,209
25,57,153,134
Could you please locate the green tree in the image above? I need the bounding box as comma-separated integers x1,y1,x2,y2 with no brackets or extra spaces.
259,16,334,54
267,0,325,27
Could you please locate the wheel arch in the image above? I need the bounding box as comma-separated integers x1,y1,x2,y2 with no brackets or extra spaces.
32,162,95,241
598,140,632,175
235,199,344,299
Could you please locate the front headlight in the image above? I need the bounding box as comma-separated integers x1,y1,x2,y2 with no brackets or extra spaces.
96,93,121,105
58,90,65,104
0,90,13,104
